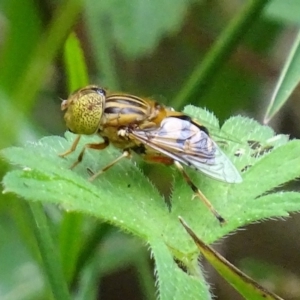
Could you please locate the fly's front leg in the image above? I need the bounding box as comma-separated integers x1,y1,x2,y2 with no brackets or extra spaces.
60,136,109,170
174,161,225,225
88,150,131,182
59,135,82,158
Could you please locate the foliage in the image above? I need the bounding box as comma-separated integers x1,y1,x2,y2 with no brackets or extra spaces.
2,106,300,299
1,0,300,299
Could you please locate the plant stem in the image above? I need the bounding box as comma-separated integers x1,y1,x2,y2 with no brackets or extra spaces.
134,252,156,300
29,202,71,300
173,0,271,109
13,0,83,114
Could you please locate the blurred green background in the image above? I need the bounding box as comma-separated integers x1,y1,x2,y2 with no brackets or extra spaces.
1,0,300,299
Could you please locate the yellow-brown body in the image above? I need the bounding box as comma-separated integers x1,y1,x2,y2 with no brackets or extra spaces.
60,85,243,223
61,85,242,184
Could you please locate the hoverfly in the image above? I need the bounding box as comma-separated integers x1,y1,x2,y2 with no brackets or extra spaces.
60,85,242,224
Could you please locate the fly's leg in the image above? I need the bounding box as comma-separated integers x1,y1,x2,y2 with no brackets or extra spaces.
59,135,82,158
174,161,225,225
60,136,110,170
88,150,131,181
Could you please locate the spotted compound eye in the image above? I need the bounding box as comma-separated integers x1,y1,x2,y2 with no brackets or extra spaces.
62,86,106,135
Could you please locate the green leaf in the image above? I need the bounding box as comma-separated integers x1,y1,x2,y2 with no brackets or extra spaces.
0,0,42,96
184,105,220,133
150,238,211,300
2,106,300,298
179,217,283,300
265,0,300,24
264,30,300,123
84,0,192,58
64,33,89,92
2,134,168,240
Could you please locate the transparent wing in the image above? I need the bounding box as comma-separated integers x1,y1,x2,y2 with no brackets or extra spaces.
130,117,242,183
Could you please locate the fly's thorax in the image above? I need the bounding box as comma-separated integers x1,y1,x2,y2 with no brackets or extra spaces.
62,86,106,135
103,93,167,127
148,101,167,125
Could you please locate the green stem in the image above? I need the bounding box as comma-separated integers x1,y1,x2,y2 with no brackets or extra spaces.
29,202,71,300
13,0,83,114
59,212,84,284
173,0,271,109
134,252,156,300
75,258,101,300
71,222,112,287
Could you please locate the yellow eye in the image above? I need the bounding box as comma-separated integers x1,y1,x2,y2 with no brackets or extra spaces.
62,86,105,135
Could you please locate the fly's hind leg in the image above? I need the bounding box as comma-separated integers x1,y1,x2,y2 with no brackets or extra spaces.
174,161,225,225
60,135,110,170
88,150,131,181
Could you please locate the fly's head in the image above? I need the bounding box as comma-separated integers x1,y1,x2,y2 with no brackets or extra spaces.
61,85,106,135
